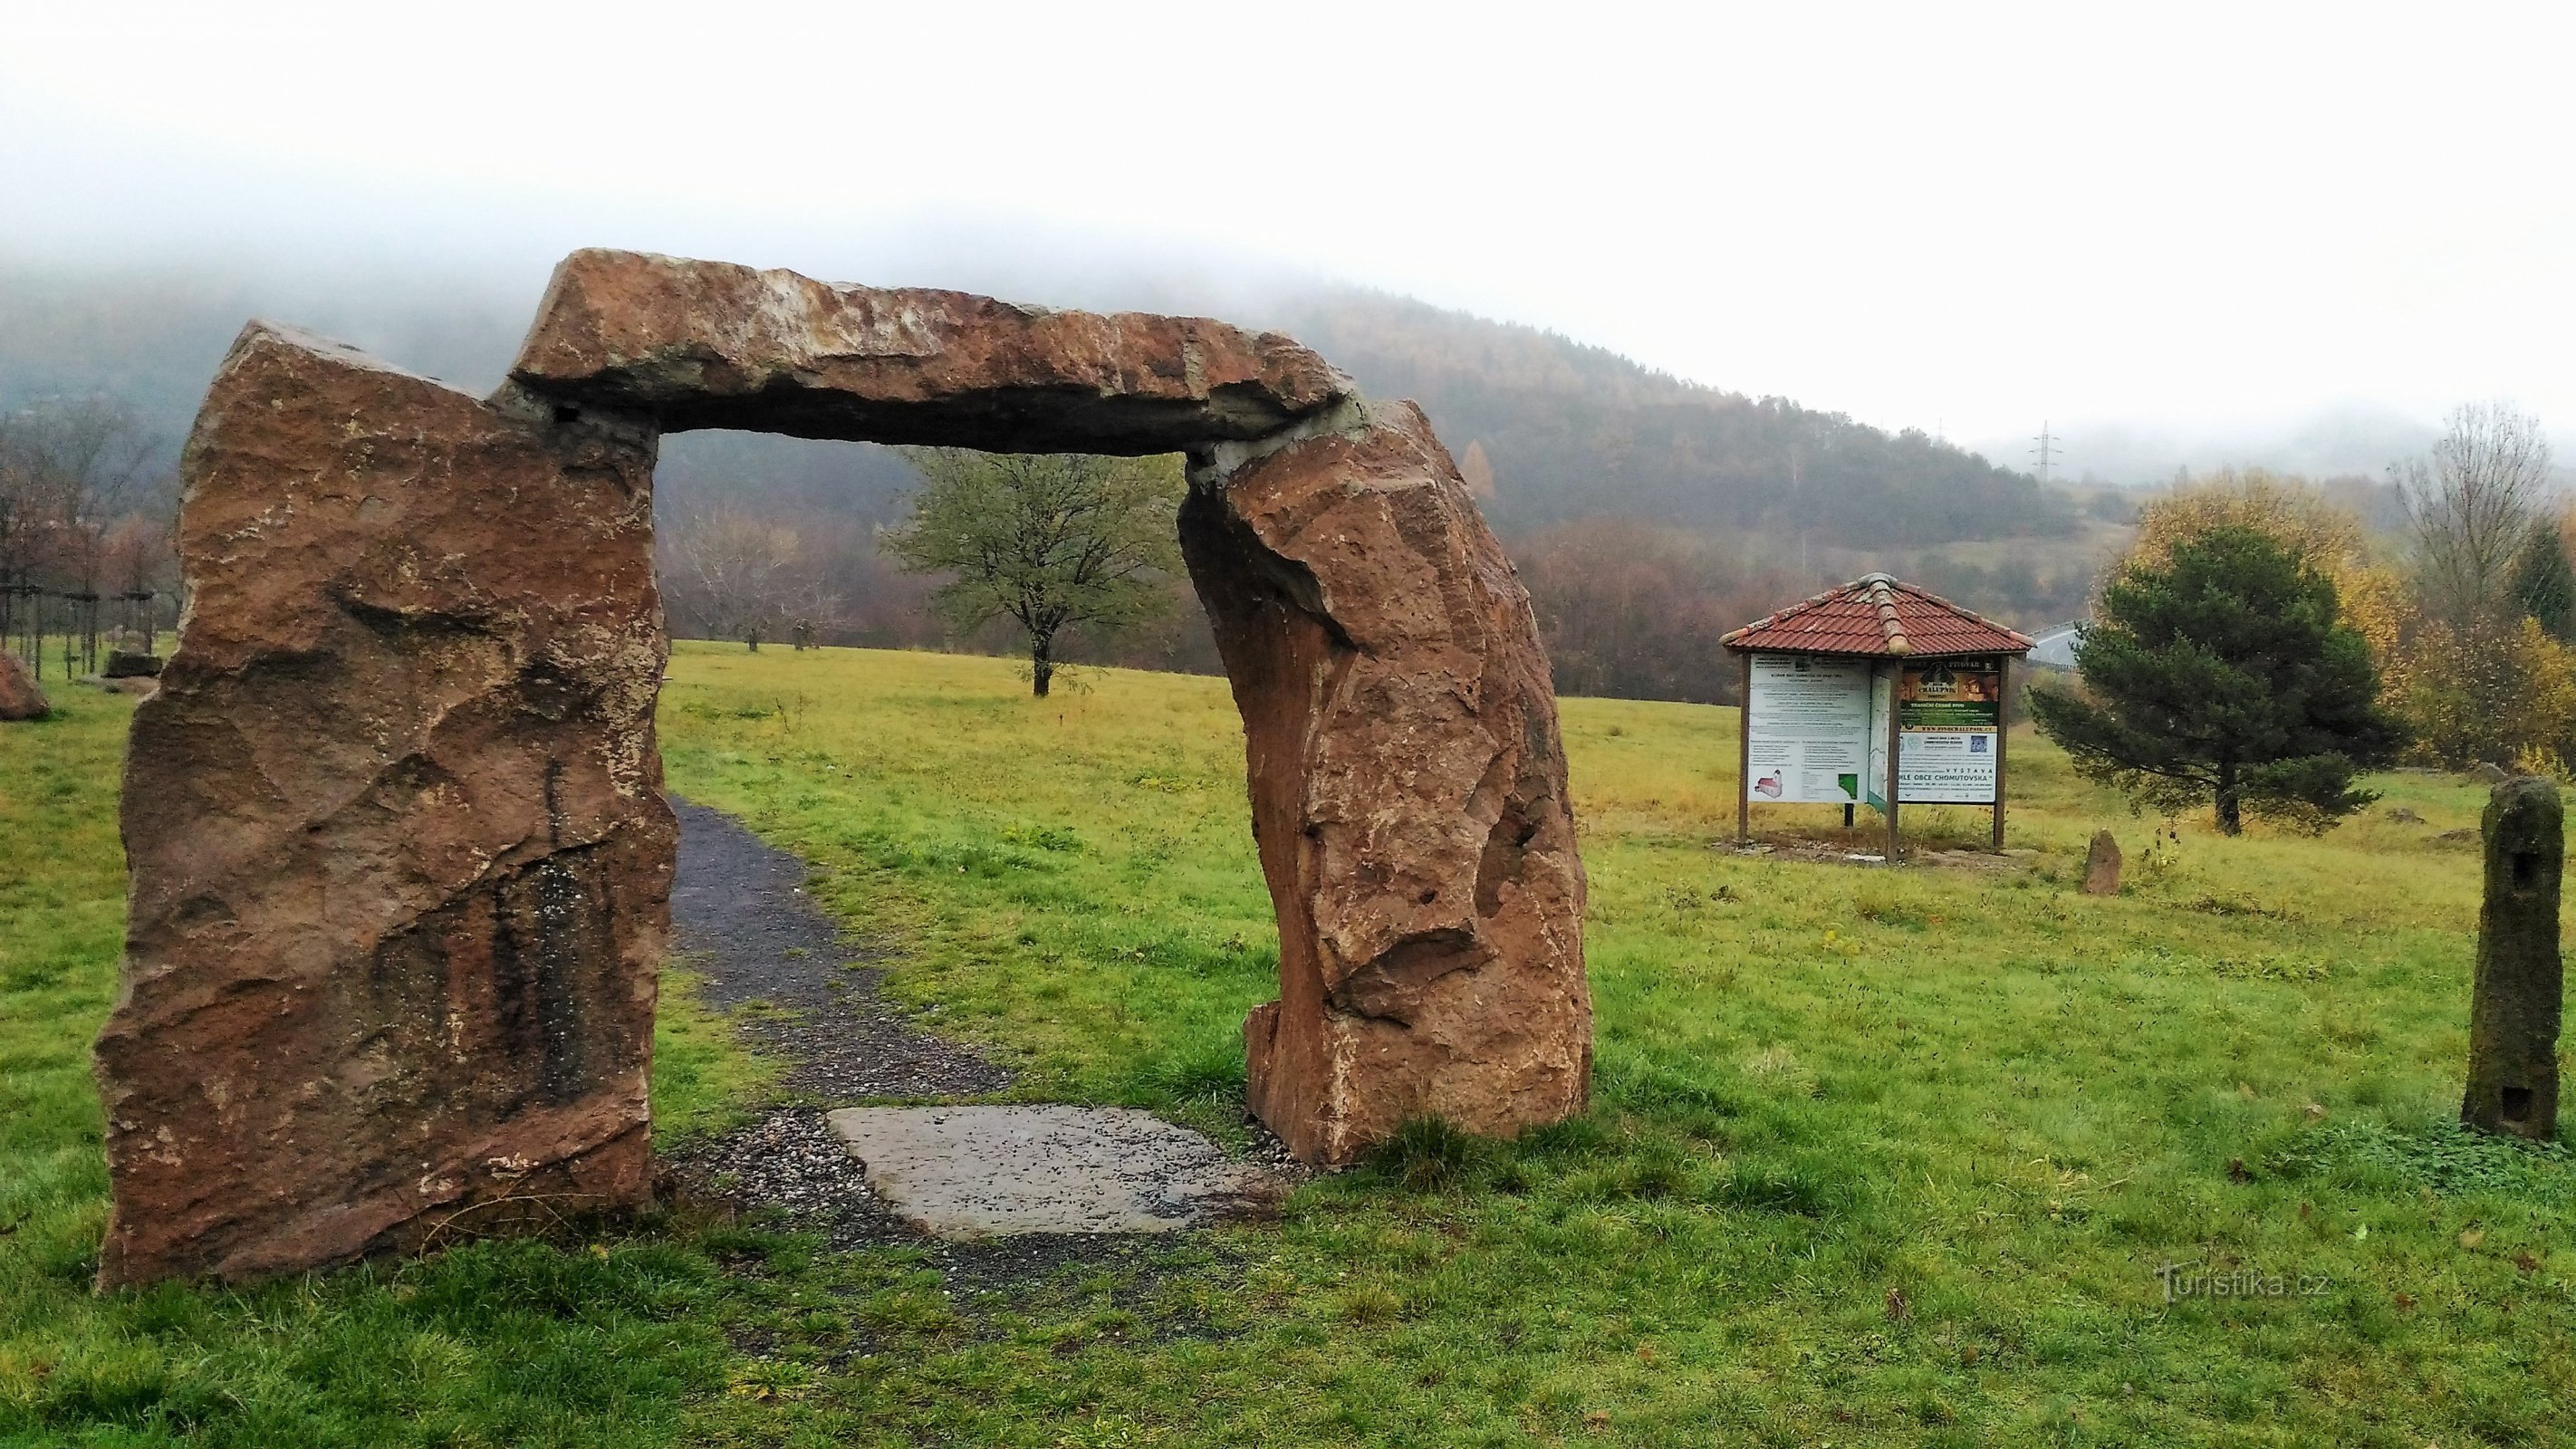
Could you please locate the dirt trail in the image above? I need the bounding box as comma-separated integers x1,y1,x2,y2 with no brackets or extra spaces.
661,796,1002,1247
668,796,1007,1099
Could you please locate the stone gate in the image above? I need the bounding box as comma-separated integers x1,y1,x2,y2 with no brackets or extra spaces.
92,250,1591,1287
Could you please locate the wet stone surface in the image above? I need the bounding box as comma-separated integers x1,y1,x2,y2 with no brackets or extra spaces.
827,1106,1287,1238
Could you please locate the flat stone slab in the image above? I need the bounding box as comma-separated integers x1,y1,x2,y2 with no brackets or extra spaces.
825,1105,1283,1238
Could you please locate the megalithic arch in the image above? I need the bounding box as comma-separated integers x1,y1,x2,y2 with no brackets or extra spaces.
91,251,1592,1287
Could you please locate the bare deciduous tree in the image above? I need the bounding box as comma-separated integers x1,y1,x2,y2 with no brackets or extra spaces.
2398,402,2557,634
0,396,163,672
658,503,832,650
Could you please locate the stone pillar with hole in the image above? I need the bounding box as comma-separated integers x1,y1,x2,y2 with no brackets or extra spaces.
2462,776,2562,1139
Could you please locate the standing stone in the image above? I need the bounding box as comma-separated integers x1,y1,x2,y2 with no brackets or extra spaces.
0,648,46,720
2463,777,2563,1139
513,251,1592,1168
2079,830,2121,896
1179,402,1591,1165
93,323,671,1287
101,250,1595,1291
101,650,163,679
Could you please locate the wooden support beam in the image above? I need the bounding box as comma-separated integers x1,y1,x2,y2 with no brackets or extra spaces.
1884,662,1902,864
1735,650,1753,842
1992,657,2011,852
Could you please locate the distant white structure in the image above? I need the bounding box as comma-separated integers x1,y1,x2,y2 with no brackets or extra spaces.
2025,619,2086,670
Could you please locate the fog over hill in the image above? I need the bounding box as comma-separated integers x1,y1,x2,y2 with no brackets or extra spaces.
1966,408,2453,491
0,251,2140,696
0,254,2063,547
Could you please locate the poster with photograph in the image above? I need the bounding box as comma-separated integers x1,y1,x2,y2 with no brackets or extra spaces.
1745,655,1870,803
1897,657,2001,803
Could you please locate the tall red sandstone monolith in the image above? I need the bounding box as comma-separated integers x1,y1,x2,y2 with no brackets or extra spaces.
93,324,672,1287
1178,402,1590,1164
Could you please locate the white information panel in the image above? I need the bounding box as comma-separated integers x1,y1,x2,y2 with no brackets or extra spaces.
1745,655,1871,804
1895,658,2003,804
1897,728,1999,802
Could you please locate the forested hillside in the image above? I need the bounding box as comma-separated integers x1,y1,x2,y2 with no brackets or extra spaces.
1263,290,2077,544
0,259,2102,701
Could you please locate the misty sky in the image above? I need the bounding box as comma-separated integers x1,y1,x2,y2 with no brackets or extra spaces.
5,2,2571,475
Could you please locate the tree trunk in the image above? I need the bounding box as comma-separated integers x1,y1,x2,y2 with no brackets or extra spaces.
1031,629,1054,698
2216,761,2242,835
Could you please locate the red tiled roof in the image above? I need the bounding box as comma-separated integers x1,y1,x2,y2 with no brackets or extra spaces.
1721,573,2033,657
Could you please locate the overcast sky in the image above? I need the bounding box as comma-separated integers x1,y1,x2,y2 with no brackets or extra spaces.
5,1,2571,472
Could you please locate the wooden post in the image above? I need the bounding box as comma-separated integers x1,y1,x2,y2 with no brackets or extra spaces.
1883,661,1902,864
1991,657,2011,852
1735,650,1753,842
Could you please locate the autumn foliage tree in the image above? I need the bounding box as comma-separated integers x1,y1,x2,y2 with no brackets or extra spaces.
0,396,167,670
2385,404,2567,768
1514,519,1800,703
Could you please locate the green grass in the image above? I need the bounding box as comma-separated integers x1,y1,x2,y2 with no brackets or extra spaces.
6,641,2575,1444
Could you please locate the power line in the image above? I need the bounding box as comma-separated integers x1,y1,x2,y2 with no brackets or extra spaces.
2030,422,2062,487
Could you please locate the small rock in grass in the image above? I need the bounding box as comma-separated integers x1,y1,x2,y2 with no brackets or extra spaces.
2079,830,2121,897
0,649,47,721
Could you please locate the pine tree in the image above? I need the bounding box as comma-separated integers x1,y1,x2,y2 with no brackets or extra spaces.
2031,525,2401,834
2508,520,2576,642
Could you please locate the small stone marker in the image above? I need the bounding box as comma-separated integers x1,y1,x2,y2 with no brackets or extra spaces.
0,649,46,721
0,653,44,720
101,650,162,679
2080,830,2121,896
826,1105,1284,1238
2463,777,2562,1140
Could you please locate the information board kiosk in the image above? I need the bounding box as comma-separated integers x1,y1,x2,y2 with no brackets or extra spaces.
1724,573,2033,859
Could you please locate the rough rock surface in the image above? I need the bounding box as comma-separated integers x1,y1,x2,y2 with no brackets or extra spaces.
1179,402,1591,1165
2080,830,2121,897
104,253,1591,1286
509,249,1353,455
101,650,163,679
93,323,671,1287
2463,777,2562,1139
826,1106,1283,1237
0,648,46,720
514,250,1591,1166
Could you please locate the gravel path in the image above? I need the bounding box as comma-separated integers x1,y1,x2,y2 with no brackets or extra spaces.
658,795,1292,1273
668,797,1009,1100
660,796,1005,1246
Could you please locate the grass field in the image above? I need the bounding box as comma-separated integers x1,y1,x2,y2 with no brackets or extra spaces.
5,641,2572,1445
